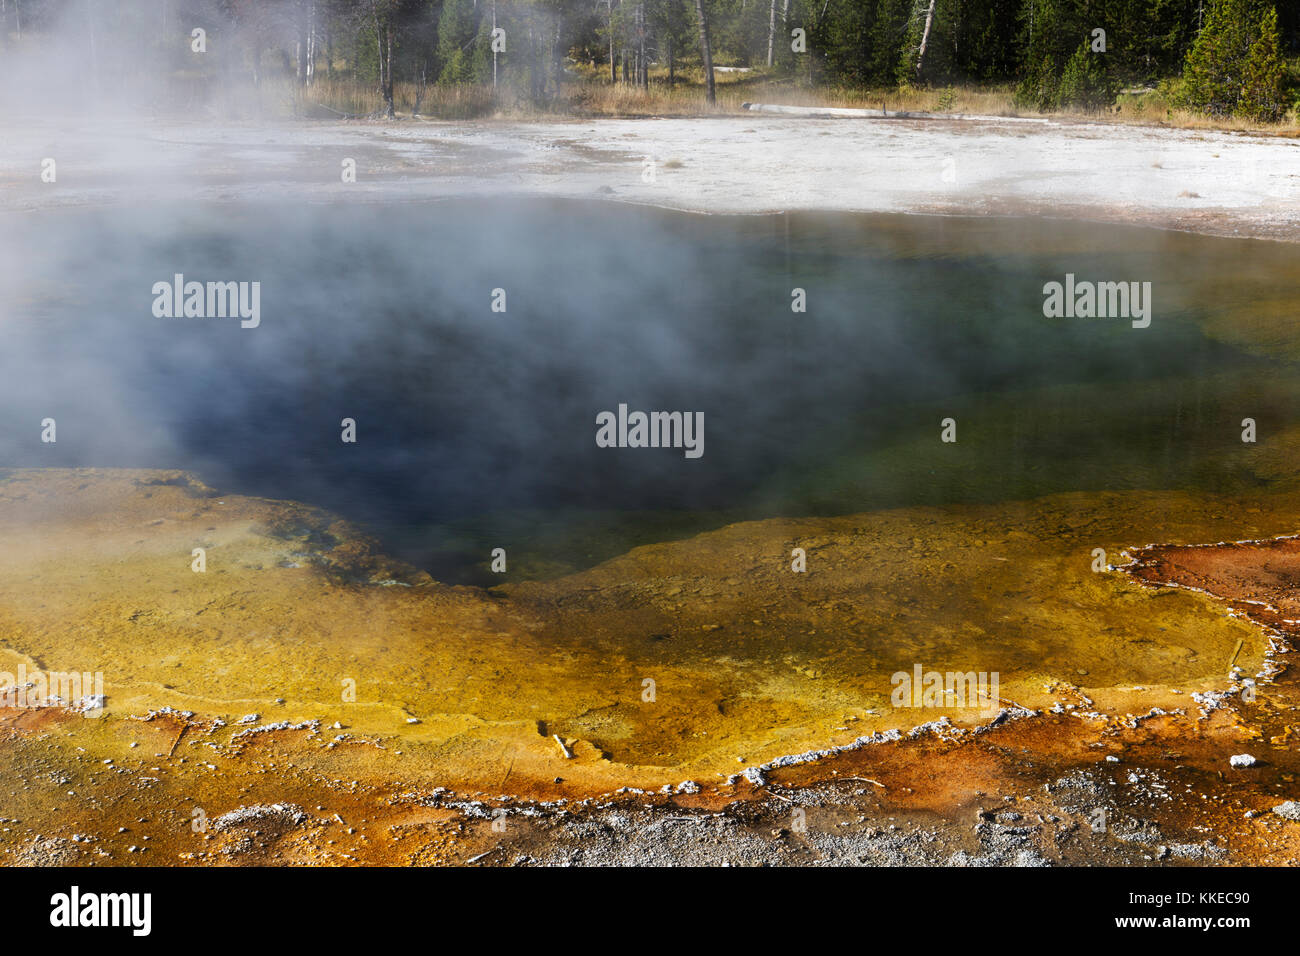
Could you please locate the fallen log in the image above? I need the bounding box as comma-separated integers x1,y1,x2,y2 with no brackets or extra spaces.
740,102,1052,124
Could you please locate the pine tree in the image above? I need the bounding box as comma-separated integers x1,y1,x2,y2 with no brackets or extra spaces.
1179,0,1267,117
870,0,913,84
1014,54,1058,110
438,0,482,84
1056,37,1117,110
1013,0,1070,111
1240,5,1285,121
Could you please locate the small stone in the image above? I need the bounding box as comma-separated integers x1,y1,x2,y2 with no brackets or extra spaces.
1272,801,1300,821
1229,754,1257,768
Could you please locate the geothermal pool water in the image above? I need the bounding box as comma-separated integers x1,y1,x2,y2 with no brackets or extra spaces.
2,200,1299,785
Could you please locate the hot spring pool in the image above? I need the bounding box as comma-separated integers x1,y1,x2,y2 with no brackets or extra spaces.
2,199,1298,778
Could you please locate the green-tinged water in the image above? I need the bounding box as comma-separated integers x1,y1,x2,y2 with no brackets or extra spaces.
4,203,1299,777
387,208,1300,583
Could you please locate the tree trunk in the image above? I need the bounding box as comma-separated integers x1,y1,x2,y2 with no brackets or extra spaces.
766,0,776,67
374,11,383,95
383,26,394,116
305,1,315,85
554,12,564,97
608,0,616,83
693,0,715,105
530,23,542,100
915,0,936,78
296,0,308,87
636,2,646,88
781,0,790,70
373,6,394,117
667,33,674,88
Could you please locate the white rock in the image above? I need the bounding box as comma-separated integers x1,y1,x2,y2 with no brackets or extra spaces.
1272,801,1300,821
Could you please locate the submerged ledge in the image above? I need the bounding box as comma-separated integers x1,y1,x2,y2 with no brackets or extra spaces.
0,467,1280,796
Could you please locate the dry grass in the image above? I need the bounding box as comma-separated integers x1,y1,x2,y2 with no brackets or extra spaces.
1109,87,1300,135
254,67,1298,135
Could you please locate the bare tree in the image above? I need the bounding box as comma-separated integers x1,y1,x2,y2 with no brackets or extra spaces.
693,0,714,104
635,1,646,88
914,0,936,78
293,0,315,87
604,0,616,83
766,0,776,67
553,6,565,96
365,0,395,116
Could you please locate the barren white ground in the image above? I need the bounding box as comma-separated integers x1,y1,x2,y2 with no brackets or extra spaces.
2,112,1298,240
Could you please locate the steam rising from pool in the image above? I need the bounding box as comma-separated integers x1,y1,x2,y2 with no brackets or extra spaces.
0,200,1293,578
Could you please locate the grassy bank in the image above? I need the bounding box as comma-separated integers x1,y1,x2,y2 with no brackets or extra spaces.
268,67,1300,135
